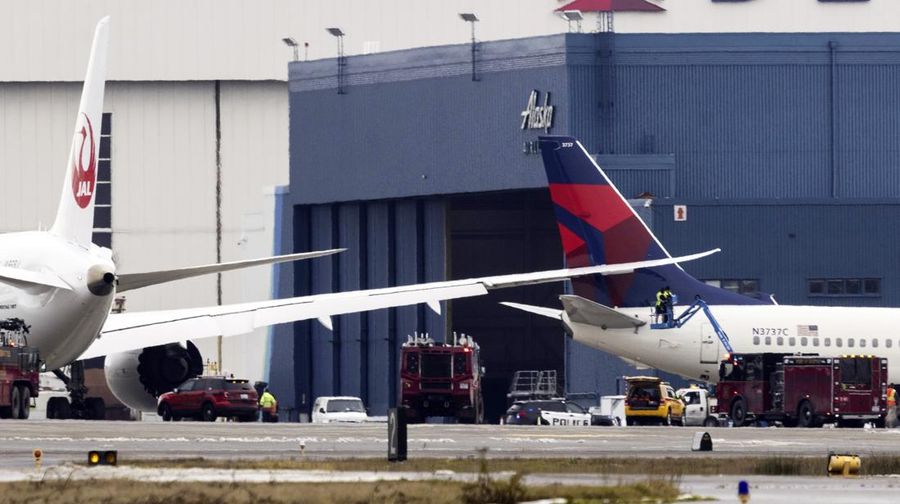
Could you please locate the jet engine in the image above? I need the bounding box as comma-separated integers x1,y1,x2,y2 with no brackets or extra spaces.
104,341,203,412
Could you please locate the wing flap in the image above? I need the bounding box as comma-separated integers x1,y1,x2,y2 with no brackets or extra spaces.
560,295,646,329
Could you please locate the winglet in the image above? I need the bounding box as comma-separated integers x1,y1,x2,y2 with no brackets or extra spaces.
50,17,109,246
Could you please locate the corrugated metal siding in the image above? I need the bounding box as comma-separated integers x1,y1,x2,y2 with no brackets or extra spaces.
653,201,900,307
290,65,569,205
835,63,900,197
283,199,446,416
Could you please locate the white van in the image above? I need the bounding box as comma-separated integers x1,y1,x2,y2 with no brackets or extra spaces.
311,396,368,423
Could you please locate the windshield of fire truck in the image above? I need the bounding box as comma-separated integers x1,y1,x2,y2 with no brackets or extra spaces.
421,353,452,378
839,357,872,388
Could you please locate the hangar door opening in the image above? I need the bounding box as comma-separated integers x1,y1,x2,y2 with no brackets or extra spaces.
448,189,565,423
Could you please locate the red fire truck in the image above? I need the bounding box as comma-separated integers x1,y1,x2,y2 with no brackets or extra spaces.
0,318,40,419
400,333,484,424
717,353,887,427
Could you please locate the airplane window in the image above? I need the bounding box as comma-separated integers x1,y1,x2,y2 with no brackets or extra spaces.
887,339,893,349
800,337,808,346
777,337,784,346
753,336,760,345
873,339,879,348
836,338,842,347
789,337,796,346
848,338,855,348
812,338,819,347
860,338,866,348
765,336,771,345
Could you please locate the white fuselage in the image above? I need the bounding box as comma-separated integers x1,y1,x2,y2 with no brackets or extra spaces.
0,231,115,369
568,304,900,384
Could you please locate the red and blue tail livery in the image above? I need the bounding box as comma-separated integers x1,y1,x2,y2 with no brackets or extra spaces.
538,136,767,307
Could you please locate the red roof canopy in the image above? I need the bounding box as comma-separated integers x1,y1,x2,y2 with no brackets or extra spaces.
556,0,665,12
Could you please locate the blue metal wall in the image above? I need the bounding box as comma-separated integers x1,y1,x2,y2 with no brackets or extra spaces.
279,31,900,415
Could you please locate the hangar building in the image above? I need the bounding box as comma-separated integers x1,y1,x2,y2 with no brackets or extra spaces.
277,29,900,421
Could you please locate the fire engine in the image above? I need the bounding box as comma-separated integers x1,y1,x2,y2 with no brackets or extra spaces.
400,333,484,424
717,352,887,427
0,318,40,419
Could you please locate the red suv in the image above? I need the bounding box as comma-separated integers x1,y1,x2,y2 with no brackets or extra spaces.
157,376,258,422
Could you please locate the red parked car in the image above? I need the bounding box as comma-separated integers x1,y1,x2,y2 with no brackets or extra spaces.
157,376,258,422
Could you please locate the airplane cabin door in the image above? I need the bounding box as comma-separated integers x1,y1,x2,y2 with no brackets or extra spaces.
700,324,720,364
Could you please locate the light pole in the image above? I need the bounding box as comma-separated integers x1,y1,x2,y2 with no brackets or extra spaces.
326,27,347,94
282,37,299,62
459,13,479,82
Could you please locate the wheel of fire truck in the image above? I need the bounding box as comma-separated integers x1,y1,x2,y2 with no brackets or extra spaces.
46,397,70,419
9,386,21,420
730,398,748,427
476,395,484,424
796,400,816,428
85,397,106,420
17,384,30,419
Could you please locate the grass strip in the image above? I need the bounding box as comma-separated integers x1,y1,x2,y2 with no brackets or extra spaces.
0,479,684,504
123,454,900,476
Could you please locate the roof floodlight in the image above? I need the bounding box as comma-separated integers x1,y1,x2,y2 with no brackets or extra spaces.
561,10,583,21
326,27,345,37
282,37,298,47
459,13,478,22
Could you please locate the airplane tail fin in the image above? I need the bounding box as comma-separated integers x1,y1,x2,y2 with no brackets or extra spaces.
49,17,109,246
538,135,765,307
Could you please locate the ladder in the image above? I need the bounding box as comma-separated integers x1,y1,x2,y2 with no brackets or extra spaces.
650,298,735,355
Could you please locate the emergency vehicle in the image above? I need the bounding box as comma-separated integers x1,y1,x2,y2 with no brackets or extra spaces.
0,318,40,419
400,333,484,423
717,353,887,427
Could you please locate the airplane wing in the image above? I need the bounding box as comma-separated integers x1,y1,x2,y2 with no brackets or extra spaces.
0,266,71,290
79,248,719,360
116,249,345,293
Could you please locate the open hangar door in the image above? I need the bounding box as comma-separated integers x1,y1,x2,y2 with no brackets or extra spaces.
447,190,565,423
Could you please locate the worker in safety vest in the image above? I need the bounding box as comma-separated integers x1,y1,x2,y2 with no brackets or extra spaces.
887,384,897,428
655,288,667,323
259,388,278,423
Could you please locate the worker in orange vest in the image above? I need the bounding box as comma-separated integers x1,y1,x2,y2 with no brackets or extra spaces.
887,384,897,428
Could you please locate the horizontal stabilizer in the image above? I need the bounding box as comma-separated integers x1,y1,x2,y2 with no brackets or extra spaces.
499,302,562,320
560,295,645,329
0,266,72,290
116,248,345,293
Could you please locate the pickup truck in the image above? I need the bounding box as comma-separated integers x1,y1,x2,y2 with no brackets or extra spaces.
676,386,720,427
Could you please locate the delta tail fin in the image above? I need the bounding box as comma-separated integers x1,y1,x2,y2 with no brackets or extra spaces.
49,17,109,246
538,135,766,307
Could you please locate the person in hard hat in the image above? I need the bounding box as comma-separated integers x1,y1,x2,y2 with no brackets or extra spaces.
887,384,897,428
663,285,674,322
259,388,278,423
655,287,667,323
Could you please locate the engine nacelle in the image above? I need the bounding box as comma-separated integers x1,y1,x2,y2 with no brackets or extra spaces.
104,341,203,412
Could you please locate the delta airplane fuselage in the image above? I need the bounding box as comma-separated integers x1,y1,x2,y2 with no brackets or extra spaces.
0,231,115,369
571,304,900,385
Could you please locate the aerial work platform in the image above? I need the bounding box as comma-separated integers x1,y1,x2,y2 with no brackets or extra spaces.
651,297,735,355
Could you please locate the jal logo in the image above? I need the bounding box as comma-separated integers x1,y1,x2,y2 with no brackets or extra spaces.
71,113,96,209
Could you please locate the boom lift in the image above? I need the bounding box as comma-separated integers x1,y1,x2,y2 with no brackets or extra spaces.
651,297,735,355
